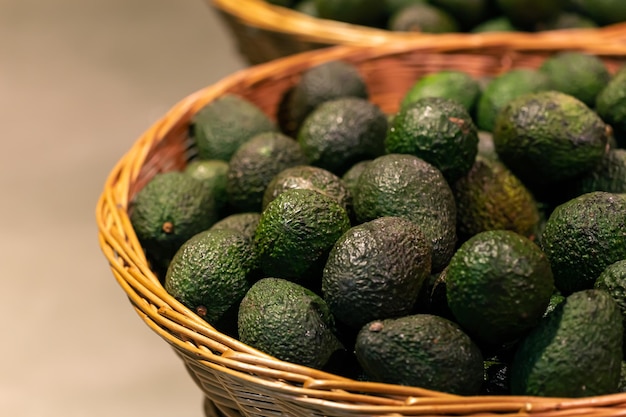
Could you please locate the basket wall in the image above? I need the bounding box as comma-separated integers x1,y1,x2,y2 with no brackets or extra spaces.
97,40,626,417
208,0,626,65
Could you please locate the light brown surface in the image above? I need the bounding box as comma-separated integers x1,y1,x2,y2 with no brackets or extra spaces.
0,1,245,416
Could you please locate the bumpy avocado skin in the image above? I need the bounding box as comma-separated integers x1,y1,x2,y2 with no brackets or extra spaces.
511,289,623,397
238,277,344,370
541,192,626,294
355,314,484,395
493,91,608,187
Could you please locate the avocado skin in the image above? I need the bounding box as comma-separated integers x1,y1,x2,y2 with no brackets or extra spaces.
446,230,554,347
322,216,432,329
386,96,479,183
596,67,626,148
254,188,351,287
541,192,626,294
511,289,623,397
226,131,307,212
452,155,541,242
130,171,218,265
238,277,344,370
191,94,276,161
297,97,388,176
493,91,608,186
355,314,484,395
164,229,258,330
353,154,457,272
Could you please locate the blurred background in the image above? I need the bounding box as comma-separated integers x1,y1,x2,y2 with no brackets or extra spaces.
0,0,246,416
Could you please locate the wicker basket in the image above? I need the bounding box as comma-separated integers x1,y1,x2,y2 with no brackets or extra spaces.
208,0,626,64
97,40,626,417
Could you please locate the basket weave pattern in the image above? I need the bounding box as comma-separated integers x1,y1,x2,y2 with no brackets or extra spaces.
209,0,626,64
98,41,626,416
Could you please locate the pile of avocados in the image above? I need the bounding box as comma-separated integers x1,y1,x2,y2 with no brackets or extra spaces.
266,0,626,34
130,53,626,398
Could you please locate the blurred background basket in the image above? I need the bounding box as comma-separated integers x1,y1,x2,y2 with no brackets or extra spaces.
97,39,626,417
208,0,626,64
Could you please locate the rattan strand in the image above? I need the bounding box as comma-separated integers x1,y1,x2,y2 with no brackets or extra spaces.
97,41,626,416
208,0,626,64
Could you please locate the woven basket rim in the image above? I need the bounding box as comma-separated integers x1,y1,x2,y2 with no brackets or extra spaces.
97,40,626,415
209,0,626,48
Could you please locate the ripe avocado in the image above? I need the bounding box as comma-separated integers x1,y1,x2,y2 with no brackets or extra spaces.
238,277,344,370
322,216,432,329
594,259,626,351
277,60,369,137
191,94,277,161
130,171,218,268
314,0,387,26
493,90,609,188
471,16,516,33
495,0,563,30
353,154,457,272
254,188,351,287
340,160,371,199
540,192,626,294
164,228,258,335
446,230,554,347
539,52,611,107
543,12,598,29
184,159,230,216
563,148,626,198
226,131,307,212
262,165,352,214
388,3,460,33
596,66,626,148
476,69,552,132
452,155,541,241
510,289,623,397
297,97,388,176
386,96,479,183
209,212,261,242
429,0,494,30
355,314,484,395
400,70,482,116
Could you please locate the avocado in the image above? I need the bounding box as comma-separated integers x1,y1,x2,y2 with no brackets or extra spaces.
388,3,460,33
386,96,479,183
184,159,230,216
539,52,611,107
355,314,484,395
209,212,261,242
322,216,432,329
262,165,352,214
254,188,351,288
563,148,626,198
293,0,319,16
495,0,563,30
482,359,511,395
129,171,218,269
568,0,626,25
475,69,552,132
226,131,307,212
191,94,277,161
400,70,482,115
277,60,369,138
164,228,258,335
541,192,626,294
413,266,455,320
238,277,344,370
543,291,566,317
543,11,599,29
340,160,371,200
353,154,457,272
510,289,623,397
429,0,494,30
297,97,388,176
471,16,517,33
446,230,554,347
452,155,541,242
314,0,387,26
493,90,609,189
594,259,626,351
384,0,427,15
596,66,626,148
